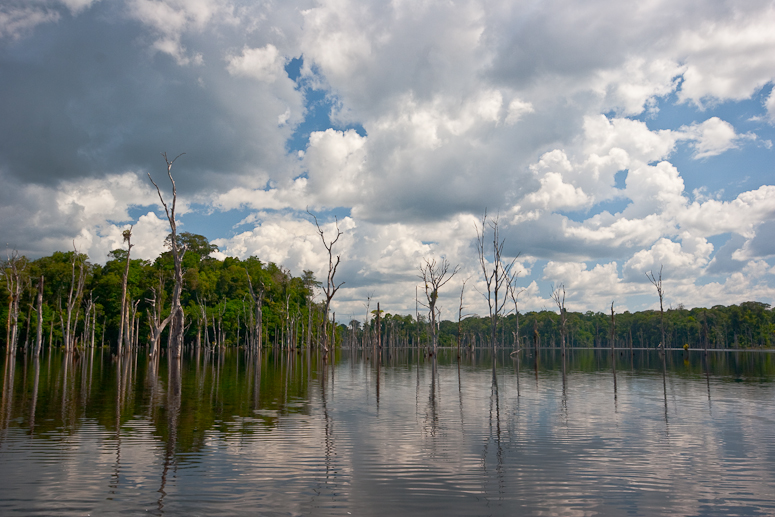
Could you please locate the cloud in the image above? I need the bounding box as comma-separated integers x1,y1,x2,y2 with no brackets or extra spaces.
2,0,775,314
542,260,628,309
0,4,60,40
126,0,237,65
766,88,775,123
622,237,713,282
674,5,775,106
0,168,169,262
504,99,534,125
303,128,368,208
680,117,756,158
226,44,285,82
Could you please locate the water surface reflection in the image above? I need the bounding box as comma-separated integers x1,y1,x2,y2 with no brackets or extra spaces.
0,348,774,515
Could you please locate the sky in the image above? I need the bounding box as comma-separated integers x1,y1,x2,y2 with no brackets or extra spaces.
1,0,775,322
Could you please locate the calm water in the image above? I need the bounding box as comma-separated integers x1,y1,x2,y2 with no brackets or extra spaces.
1,347,774,516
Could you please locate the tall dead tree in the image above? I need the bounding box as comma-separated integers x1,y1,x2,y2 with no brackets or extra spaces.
34,275,44,356
610,301,617,393
457,278,469,358
419,257,459,354
646,265,666,351
509,271,525,350
117,226,133,355
308,210,344,354
63,247,86,353
552,283,567,358
476,211,518,349
4,251,26,353
245,268,264,351
148,153,187,359
146,279,170,358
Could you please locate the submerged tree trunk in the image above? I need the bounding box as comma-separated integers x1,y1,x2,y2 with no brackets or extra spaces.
420,257,459,355
118,227,133,355
63,249,85,353
147,285,170,358
246,270,264,352
308,211,344,354
149,153,187,359
4,251,25,354
476,211,519,351
34,275,44,357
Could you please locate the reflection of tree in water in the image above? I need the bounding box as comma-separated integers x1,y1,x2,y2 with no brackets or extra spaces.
704,354,712,414
458,359,465,436
312,352,339,504
111,353,138,497
29,357,40,434
1,352,16,437
482,355,504,502
158,357,182,513
424,356,439,438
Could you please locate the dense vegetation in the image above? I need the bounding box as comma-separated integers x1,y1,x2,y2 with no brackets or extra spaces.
3,234,774,352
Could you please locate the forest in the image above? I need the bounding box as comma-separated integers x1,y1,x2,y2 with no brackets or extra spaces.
3,231,774,354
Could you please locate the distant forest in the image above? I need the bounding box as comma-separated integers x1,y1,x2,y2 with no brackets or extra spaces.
3,233,774,352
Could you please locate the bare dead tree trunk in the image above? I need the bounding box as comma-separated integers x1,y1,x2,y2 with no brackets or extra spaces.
83,291,94,351
476,211,518,350
375,305,381,351
118,227,133,355
308,210,344,354
508,270,525,351
457,278,469,359
197,297,210,349
611,301,617,394
148,153,187,359
128,299,140,353
552,284,567,358
4,251,25,353
34,275,44,357
646,265,666,353
147,284,170,358
332,311,337,350
307,302,312,349
63,247,86,353
419,257,459,355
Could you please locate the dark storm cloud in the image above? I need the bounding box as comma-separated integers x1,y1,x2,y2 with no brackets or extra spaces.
0,2,300,193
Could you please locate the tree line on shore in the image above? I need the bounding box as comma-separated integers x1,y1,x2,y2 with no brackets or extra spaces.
3,233,773,354
2,157,772,355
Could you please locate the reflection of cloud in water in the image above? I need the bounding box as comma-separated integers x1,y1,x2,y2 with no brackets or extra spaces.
0,351,774,515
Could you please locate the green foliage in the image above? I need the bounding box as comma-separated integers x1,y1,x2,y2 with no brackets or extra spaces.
3,237,774,352
437,302,775,350
1,235,321,352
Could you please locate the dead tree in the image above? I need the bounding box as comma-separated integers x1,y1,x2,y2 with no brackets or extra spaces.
419,257,459,354
363,294,372,349
552,284,567,358
34,275,44,356
83,291,95,349
4,251,26,353
146,281,170,358
307,209,344,354
610,301,617,392
646,265,666,351
118,226,133,355
245,268,264,351
508,271,525,350
457,278,470,358
148,153,187,359
476,211,518,349
63,246,86,353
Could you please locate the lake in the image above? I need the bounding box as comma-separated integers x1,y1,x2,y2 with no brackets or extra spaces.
1,347,774,516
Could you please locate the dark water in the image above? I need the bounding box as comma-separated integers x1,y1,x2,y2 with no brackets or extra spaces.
1,347,775,516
